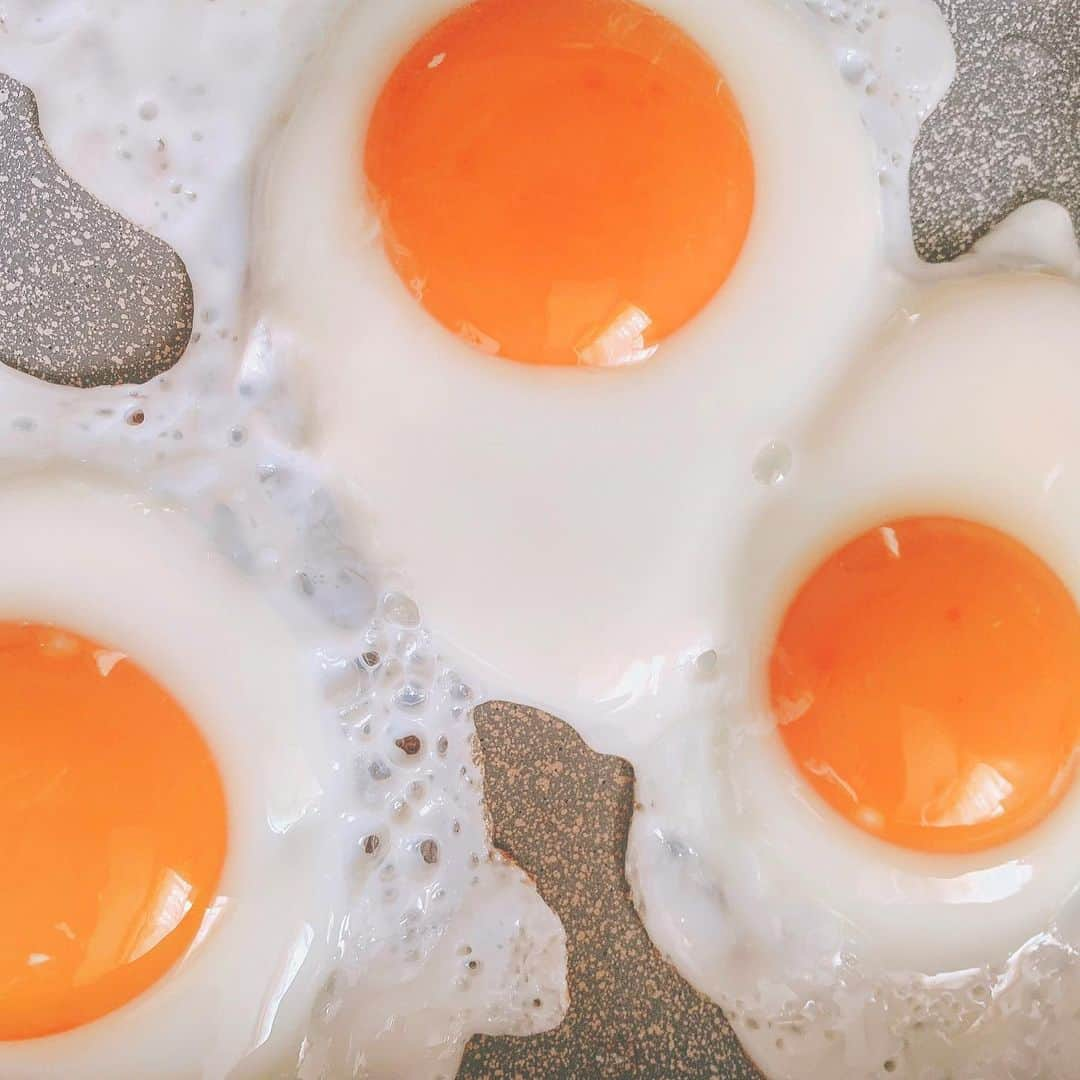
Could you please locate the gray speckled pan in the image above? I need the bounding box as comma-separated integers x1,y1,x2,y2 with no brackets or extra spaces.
0,1,1077,1075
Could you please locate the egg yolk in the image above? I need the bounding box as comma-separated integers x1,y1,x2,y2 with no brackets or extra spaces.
770,517,1080,855
363,0,754,367
0,623,227,1040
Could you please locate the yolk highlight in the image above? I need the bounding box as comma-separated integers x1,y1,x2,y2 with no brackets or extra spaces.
0,623,227,1040
770,517,1080,855
363,0,754,367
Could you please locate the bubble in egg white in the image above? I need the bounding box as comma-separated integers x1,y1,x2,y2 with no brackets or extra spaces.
752,440,793,486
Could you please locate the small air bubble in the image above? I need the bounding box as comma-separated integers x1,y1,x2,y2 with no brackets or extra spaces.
437,735,449,755
368,758,392,782
838,49,868,82
694,649,719,676
752,440,792,485
228,425,247,446
395,734,422,755
382,591,420,628
395,684,427,709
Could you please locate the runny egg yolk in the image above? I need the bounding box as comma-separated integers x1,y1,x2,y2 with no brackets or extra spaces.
363,0,754,368
770,517,1080,855
0,623,227,1040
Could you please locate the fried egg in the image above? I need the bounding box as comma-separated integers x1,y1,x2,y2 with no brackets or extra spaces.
253,0,886,723
2,0,1080,1077
631,269,1080,1078
0,476,336,1076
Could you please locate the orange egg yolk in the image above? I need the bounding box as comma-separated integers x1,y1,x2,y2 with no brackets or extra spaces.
770,517,1080,855
0,623,227,1040
363,0,754,367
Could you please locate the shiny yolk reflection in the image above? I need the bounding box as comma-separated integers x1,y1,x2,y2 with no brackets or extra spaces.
770,517,1080,855
363,0,754,367
0,623,227,1040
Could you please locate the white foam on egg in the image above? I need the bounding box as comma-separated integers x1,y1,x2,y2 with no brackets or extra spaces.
0,4,565,1078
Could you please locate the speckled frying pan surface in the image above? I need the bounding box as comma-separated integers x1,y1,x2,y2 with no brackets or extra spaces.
0,2,1077,1076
